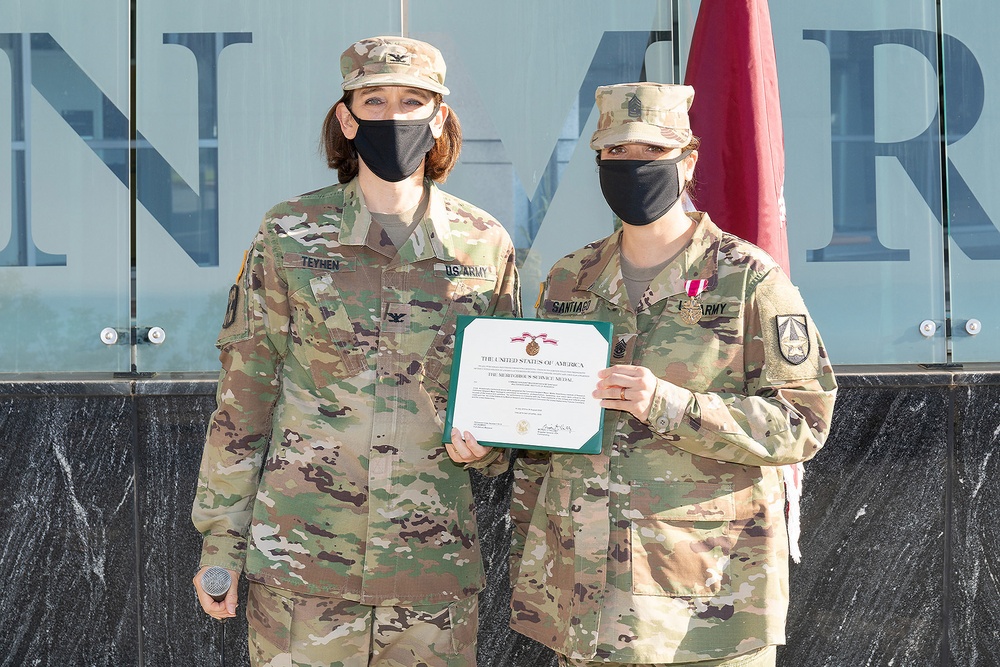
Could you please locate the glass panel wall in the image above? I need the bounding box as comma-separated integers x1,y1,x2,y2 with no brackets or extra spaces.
940,3,1000,362
410,0,674,301
770,0,947,364
0,1,131,371
133,1,401,370
2,0,999,372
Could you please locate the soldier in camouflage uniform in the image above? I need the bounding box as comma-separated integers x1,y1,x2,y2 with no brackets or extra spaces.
507,83,837,666
191,36,520,666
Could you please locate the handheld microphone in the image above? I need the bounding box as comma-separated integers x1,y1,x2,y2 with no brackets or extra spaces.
200,566,232,603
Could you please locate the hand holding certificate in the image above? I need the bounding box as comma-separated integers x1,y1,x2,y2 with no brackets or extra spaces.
443,316,612,454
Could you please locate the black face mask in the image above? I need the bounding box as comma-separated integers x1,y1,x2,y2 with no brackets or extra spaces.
348,107,438,182
598,149,692,226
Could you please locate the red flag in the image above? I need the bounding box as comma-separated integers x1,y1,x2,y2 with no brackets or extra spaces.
683,0,790,275
684,0,803,563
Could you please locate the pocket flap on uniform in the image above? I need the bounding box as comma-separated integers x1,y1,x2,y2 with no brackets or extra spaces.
291,276,367,379
307,276,358,349
629,481,736,521
543,478,572,517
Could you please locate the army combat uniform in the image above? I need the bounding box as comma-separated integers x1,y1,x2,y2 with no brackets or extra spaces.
509,212,837,663
192,177,519,635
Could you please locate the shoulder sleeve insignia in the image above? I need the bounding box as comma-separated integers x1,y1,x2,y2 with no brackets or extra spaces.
776,314,810,365
222,284,240,329
217,244,254,347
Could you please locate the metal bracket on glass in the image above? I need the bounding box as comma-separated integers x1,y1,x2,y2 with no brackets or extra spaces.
964,319,982,336
100,327,128,345
100,326,166,345
137,326,167,345
918,320,937,337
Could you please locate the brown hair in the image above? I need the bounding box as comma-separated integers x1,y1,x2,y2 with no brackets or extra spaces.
594,135,701,193
321,90,462,184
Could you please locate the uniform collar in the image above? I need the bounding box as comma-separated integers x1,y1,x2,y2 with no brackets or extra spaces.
577,211,722,310
338,178,456,263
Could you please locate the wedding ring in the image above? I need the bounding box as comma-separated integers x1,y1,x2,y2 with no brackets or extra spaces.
619,387,626,401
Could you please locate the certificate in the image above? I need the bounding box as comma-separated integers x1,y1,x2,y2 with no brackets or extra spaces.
443,316,612,454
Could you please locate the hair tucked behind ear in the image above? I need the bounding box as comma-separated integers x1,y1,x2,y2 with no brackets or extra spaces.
321,90,463,184
681,135,700,195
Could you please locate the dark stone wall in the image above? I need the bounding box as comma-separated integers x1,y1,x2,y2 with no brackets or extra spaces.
1,369,998,666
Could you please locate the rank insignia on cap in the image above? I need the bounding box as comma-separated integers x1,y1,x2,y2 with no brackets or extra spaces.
776,314,810,365
627,94,642,118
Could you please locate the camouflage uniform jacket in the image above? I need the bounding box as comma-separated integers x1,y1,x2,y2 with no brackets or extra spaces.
192,178,520,606
509,212,836,662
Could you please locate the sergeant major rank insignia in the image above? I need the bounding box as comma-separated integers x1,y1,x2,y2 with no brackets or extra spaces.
627,94,642,118
776,314,810,364
611,333,636,361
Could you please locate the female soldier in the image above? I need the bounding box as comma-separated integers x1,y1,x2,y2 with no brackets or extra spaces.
191,36,518,666
503,83,836,666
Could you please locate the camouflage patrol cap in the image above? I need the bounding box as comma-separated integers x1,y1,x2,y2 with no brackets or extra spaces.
341,36,450,95
590,83,694,150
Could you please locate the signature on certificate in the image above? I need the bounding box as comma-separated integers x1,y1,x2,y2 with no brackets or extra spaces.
537,423,573,437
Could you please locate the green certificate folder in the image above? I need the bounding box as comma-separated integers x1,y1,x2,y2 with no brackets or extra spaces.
443,315,613,454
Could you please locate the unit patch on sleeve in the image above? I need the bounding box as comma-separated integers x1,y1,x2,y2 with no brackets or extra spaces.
776,314,810,365
217,245,253,347
222,284,240,329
